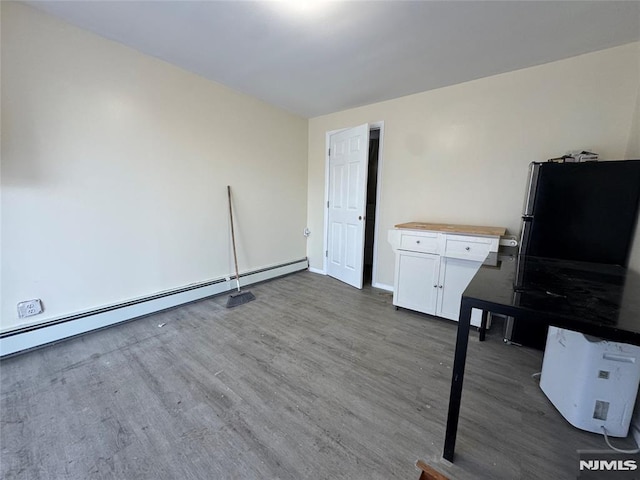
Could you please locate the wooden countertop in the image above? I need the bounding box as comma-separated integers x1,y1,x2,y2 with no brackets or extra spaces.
394,222,506,237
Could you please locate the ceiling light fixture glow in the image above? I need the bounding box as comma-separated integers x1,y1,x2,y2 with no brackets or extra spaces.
276,0,333,18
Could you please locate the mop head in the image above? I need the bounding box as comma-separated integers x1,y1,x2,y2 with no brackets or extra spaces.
226,290,255,308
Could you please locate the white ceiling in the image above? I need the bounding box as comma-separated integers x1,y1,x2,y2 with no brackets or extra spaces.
28,1,640,118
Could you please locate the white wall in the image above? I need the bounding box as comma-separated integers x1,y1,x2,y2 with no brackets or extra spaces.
3,2,639,334
307,43,640,287
1,2,308,331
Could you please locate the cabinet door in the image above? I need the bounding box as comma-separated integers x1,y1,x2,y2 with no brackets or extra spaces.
437,257,483,322
394,251,439,314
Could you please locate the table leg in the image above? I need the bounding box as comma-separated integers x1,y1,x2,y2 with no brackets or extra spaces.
479,311,488,342
443,300,472,462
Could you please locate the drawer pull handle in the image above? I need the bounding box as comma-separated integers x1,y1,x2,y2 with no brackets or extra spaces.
439,285,443,288
465,246,471,251
433,285,438,288
416,240,421,244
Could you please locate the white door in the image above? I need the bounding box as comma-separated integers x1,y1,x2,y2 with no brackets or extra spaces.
326,123,369,288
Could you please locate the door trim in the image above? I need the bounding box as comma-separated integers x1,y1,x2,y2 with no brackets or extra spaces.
322,121,385,286
369,121,385,289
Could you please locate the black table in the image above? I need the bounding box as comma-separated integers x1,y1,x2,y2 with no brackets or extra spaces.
443,254,640,462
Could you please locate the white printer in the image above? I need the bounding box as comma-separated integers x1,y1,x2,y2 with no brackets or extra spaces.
540,326,640,437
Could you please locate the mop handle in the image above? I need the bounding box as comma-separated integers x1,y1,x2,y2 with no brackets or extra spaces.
227,186,241,292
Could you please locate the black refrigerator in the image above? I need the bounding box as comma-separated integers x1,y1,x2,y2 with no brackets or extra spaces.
504,160,640,349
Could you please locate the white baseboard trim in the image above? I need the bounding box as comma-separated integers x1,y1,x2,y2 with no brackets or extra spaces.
308,267,326,275
372,282,394,292
306,271,392,291
0,258,308,357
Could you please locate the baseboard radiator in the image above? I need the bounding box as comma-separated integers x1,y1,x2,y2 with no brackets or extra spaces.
0,258,308,357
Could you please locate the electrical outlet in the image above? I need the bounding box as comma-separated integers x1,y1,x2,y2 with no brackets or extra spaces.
17,299,43,318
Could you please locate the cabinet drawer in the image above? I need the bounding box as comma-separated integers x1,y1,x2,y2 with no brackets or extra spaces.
444,236,491,261
399,233,439,253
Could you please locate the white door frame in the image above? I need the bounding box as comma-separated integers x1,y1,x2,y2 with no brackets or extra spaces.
322,121,385,288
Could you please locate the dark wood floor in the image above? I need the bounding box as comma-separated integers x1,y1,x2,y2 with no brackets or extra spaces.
1,271,632,479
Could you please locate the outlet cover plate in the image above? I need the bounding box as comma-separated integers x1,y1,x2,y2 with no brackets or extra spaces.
17,299,43,318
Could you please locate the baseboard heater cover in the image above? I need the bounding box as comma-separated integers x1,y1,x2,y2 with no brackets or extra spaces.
0,258,308,357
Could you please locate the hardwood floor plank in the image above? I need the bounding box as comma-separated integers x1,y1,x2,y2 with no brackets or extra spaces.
2,271,636,479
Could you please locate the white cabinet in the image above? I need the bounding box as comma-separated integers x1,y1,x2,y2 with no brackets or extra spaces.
389,224,503,327
437,256,483,322
394,250,440,314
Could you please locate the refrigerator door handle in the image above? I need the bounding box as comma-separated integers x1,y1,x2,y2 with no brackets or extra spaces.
518,162,540,257
519,216,533,256
522,162,541,216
